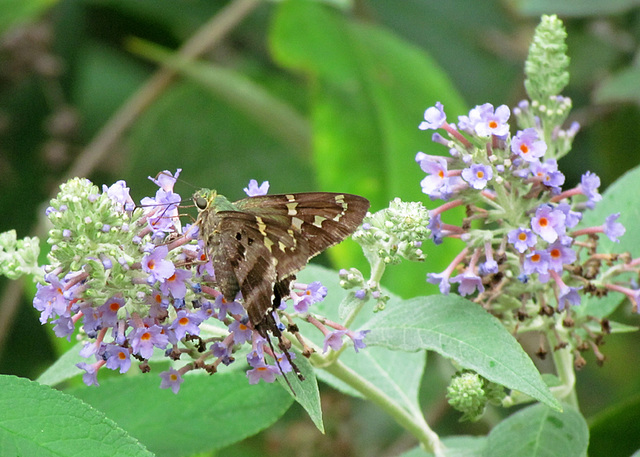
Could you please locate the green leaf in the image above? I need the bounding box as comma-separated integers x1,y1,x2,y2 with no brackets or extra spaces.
36,342,86,386
594,66,640,104
270,0,468,296
579,164,640,318
128,38,311,152
68,372,293,457
364,294,561,410
318,346,426,414
483,403,588,457
0,374,152,457
125,81,315,201
278,348,324,433
297,265,426,413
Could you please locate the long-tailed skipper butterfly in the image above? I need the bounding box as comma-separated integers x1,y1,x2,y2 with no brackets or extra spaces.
193,189,370,340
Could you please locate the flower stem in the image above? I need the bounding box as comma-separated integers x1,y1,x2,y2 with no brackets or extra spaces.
546,328,579,408
320,358,446,457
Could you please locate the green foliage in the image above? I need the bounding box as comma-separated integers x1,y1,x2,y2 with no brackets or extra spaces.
588,393,640,457
364,294,560,410
270,0,469,295
483,404,588,457
0,374,153,457
2,1,640,456
70,372,292,457
0,0,56,34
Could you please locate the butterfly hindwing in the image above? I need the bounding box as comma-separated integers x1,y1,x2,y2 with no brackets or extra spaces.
200,211,277,325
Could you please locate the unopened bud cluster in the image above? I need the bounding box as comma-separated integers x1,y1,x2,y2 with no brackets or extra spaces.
353,198,430,265
0,230,42,280
447,371,505,422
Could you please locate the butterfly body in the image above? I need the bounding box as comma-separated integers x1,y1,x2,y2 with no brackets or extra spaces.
194,189,370,327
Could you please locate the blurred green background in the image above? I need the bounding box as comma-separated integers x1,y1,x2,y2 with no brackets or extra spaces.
2,0,640,455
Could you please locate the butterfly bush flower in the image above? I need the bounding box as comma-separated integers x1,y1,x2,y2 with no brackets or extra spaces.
244,179,270,197
472,104,510,138
142,245,175,283
413,14,640,372
511,128,547,162
419,101,446,130
461,164,493,190
159,368,184,394
23,168,369,392
292,281,327,313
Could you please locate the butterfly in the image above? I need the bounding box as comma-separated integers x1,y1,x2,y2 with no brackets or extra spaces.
193,189,370,337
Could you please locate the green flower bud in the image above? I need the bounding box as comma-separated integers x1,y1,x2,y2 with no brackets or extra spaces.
447,371,488,422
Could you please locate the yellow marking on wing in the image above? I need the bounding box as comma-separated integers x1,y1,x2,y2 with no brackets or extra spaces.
333,194,348,221
255,216,268,237
287,229,297,247
313,215,327,227
291,216,304,231
286,201,298,216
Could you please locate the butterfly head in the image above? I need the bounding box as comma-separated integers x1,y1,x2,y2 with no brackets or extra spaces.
193,189,217,212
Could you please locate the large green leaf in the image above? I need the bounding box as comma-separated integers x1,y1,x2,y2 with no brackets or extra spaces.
270,0,468,296
364,294,561,410
483,403,588,457
0,375,152,457
69,371,293,457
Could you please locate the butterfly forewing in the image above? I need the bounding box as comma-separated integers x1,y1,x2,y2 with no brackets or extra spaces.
196,191,370,327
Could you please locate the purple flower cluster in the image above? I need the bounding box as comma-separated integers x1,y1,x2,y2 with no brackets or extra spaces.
34,173,366,392
417,101,631,319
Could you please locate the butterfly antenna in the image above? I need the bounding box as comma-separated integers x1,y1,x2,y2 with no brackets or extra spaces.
156,171,200,190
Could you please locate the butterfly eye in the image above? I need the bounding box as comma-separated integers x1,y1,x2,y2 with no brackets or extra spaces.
194,196,208,210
